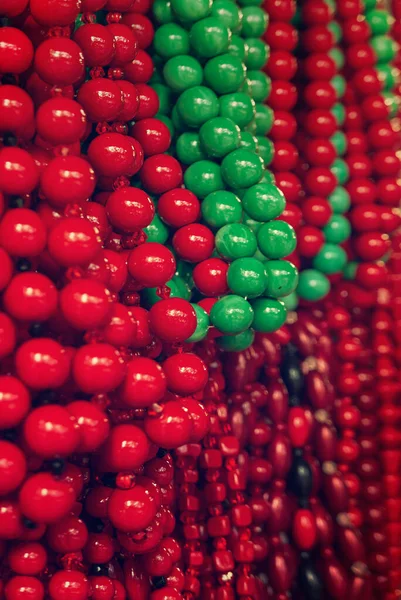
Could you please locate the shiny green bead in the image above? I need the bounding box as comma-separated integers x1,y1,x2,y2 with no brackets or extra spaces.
245,38,269,70
328,21,341,43
199,117,241,158
171,105,186,133
184,160,224,198
297,269,330,301
264,259,298,298
257,137,274,165
171,0,212,22
176,259,193,284
332,158,349,185
246,71,271,102
281,291,298,311
329,47,345,69
204,54,246,94
210,295,254,333
227,257,267,297
312,243,347,275
240,131,258,152
363,0,377,10
173,275,192,300
251,298,287,332
377,64,396,91
254,104,273,136
154,23,190,58
244,115,257,134
153,0,173,23
241,6,268,37
331,103,345,126
221,149,264,189
242,183,285,222
144,212,169,243
343,261,357,280
215,223,257,260
217,329,254,351
157,114,174,137
186,304,209,342
323,215,351,244
257,221,296,259
243,213,262,233
371,36,396,63
211,0,243,33
190,17,231,58
151,83,172,115
219,92,255,128
176,86,219,128
228,35,248,61
330,131,347,156
260,170,275,185
163,55,203,92
331,75,345,99
366,10,391,35
202,190,242,228
328,186,350,214
176,132,206,164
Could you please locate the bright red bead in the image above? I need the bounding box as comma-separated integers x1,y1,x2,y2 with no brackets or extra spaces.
173,224,214,263
145,400,193,449
48,571,89,600
48,217,101,267
0,148,39,196
0,441,26,496
193,258,229,297
128,242,176,287
60,279,111,330
72,343,125,393
34,38,84,86
106,187,154,232
108,484,157,532
73,23,115,67
140,154,182,194
19,473,75,524
0,27,33,74
15,338,70,390
4,576,44,600
149,298,197,343
23,404,79,458
121,357,167,407
163,353,208,396
4,272,58,322
0,376,30,429
41,156,95,208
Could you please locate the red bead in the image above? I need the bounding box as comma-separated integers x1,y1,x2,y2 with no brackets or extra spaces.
181,397,209,442
36,97,86,146
34,38,84,86
16,338,70,390
128,242,176,287
271,141,298,171
0,0,29,17
304,109,336,137
5,576,44,600
41,156,95,208
140,154,182,194
192,258,228,297
101,303,136,346
297,225,324,257
265,22,298,52
116,80,140,121
149,298,197,343
107,24,138,67
157,188,200,229
264,0,295,20
106,187,154,232
163,353,208,395
48,217,101,267
72,343,125,393
84,532,115,564
0,311,16,359
269,80,297,111
48,571,89,600
0,85,34,136
303,196,332,226
121,356,167,407
88,133,138,178
60,279,111,330
19,473,75,524
73,24,115,67
78,78,123,123
266,50,297,81
292,509,317,550
0,440,26,495
103,424,150,472
173,224,214,263
124,53,155,86
89,576,114,600
0,375,30,429
354,233,391,261
303,52,336,80
8,543,47,576
130,118,171,157
108,484,157,532
66,401,110,453
145,400,193,449
0,27,33,74
4,272,57,322
305,167,337,196
0,148,39,196
30,0,81,26
23,404,79,458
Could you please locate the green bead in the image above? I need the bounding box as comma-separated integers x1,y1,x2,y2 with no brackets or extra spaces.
297,269,330,302
331,102,345,126
312,243,347,275
363,0,377,10
242,183,285,222
175,259,193,284
260,170,275,184
219,92,255,128
377,64,396,91
264,259,298,298
154,23,190,58
156,114,174,137
328,186,351,214
254,103,273,135
144,213,170,243
327,21,342,43
173,275,192,300
176,86,219,128
217,329,254,351
190,17,231,58
330,131,347,156
331,158,349,185
221,149,264,189
202,190,242,228
241,6,268,37
240,131,258,152
331,74,345,99
204,54,246,94
323,215,351,244
343,261,357,280
329,47,345,69
210,0,243,32
280,291,298,311
199,117,241,158
238,0,263,5
244,115,257,134
210,295,254,333
215,223,257,260
171,0,212,22
246,70,271,102
366,10,391,35
171,105,186,133
251,298,287,332
371,35,396,63
150,83,172,115
186,304,209,342
227,257,267,297
256,137,274,165
257,221,296,259
228,35,248,61
184,160,224,198
245,38,269,70
243,213,262,233
176,132,206,164
163,55,203,92
153,0,173,23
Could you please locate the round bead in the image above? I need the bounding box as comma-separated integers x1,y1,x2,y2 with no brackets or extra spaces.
0,441,26,496
15,338,70,390
186,304,210,342
251,298,287,332
210,295,254,334
154,23,190,57
130,118,171,156
140,154,182,194
0,86,34,136
242,183,286,221
163,55,203,92
72,343,125,394
108,484,157,532
48,217,101,267
313,244,347,274
19,473,75,524
204,54,246,94
257,221,297,259
23,405,79,459
8,543,47,576
60,279,111,330
128,243,176,287
144,400,193,449
88,133,138,179
4,576,44,600
36,98,86,146
48,571,89,600
217,329,255,351
219,92,255,128
193,258,228,296
177,86,219,127
66,401,109,453
77,79,123,123
264,260,298,298
0,376,30,429
158,188,200,228
0,27,33,74
297,269,330,301
172,224,214,262
34,38,84,86
227,257,267,297
149,298,197,342
29,0,81,26
216,223,257,260
190,17,230,57
171,0,212,21
104,425,150,472
199,117,241,158
221,149,264,188
163,353,208,395
121,357,166,407
202,190,242,228
106,188,154,232
0,148,39,196
40,156,95,208
184,160,225,199
3,272,57,322
73,23,115,67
